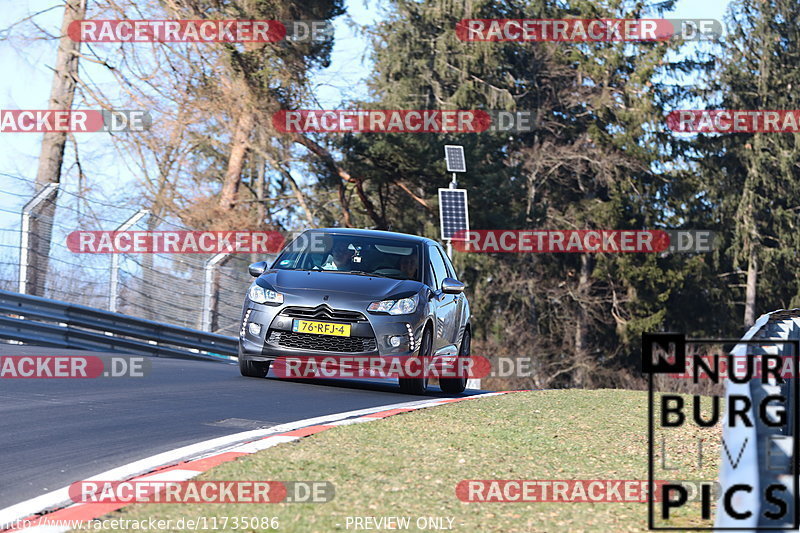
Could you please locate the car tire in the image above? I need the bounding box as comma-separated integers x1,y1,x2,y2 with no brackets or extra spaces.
440,329,470,394
399,327,431,394
239,358,271,378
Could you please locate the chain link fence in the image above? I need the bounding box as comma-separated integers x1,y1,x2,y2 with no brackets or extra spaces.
0,173,270,336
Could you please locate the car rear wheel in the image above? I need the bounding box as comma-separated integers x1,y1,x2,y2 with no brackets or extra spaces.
440,329,470,394
239,358,271,378
399,327,431,394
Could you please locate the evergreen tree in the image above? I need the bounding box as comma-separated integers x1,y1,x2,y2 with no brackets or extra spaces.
329,0,692,387
693,0,800,327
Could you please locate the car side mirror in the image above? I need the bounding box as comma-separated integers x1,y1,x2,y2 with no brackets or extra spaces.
248,261,268,277
441,277,465,294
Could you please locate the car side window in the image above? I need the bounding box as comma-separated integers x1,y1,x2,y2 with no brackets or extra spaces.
424,255,436,287
428,245,449,290
437,246,457,279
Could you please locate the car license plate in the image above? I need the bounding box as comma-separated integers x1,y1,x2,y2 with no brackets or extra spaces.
292,319,351,337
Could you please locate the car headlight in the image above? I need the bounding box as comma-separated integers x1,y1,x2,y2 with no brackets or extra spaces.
368,294,418,315
248,285,283,305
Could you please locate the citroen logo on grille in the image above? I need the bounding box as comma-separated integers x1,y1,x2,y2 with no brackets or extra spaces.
314,303,333,319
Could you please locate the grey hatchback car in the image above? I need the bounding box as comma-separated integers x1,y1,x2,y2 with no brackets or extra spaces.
238,228,472,394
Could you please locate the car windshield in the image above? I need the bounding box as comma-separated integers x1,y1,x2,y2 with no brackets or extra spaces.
272,233,423,281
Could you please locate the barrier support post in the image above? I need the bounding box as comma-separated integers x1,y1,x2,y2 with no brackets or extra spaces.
202,252,231,332
109,209,149,312
18,183,59,295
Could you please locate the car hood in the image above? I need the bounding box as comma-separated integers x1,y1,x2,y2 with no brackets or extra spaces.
259,269,421,300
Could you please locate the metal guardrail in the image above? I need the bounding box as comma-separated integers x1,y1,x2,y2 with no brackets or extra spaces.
0,289,238,361
716,310,798,529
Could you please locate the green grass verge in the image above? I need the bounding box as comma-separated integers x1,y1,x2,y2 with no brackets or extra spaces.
73,389,720,532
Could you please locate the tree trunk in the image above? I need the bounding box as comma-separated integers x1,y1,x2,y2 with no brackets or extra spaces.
140,214,159,321
252,153,266,264
26,0,86,296
573,253,593,387
744,246,758,327
218,111,254,210
338,180,352,227
256,153,265,228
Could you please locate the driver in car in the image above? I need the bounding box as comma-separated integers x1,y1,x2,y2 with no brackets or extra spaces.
398,250,418,280
322,241,353,270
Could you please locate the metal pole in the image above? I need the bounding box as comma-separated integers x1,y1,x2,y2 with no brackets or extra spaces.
202,252,230,331
18,183,59,294
109,209,149,312
448,172,474,386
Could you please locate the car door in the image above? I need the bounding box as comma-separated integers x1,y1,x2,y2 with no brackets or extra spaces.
423,246,441,351
427,244,458,355
439,246,467,346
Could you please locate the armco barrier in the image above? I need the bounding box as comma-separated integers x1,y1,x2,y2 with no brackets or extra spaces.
0,289,238,361
715,310,798,529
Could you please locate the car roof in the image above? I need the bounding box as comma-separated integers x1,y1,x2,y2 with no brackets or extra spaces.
304,227,439,246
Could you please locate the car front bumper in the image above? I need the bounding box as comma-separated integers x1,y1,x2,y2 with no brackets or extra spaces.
238,301,426,363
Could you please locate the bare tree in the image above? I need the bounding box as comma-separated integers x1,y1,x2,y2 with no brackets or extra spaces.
26,0,86,295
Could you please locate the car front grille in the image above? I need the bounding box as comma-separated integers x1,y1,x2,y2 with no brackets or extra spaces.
280,305,367,322
268,330,377,353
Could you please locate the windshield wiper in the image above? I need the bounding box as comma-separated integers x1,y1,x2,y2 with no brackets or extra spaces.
329,270,393,279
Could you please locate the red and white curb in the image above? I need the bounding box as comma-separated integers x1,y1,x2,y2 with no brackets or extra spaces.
1,391,517,532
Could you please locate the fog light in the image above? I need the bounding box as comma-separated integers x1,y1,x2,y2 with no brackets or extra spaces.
389,335,402,348
248,322,262,336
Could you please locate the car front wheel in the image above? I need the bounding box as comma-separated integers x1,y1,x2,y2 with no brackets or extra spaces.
239,358,271,378
440,329,470,394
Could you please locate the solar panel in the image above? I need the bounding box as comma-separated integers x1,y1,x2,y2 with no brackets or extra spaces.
439,188,470,240
444,145,466,173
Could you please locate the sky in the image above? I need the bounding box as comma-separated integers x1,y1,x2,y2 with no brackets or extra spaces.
0,0,731,240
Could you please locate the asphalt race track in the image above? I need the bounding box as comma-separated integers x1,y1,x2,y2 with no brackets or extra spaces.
0,347,478,510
